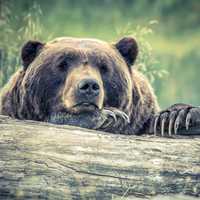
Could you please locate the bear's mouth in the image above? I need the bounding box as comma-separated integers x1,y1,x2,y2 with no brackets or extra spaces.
72,102,99,112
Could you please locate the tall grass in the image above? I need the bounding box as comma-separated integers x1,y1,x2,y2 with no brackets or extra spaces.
0,3,45,86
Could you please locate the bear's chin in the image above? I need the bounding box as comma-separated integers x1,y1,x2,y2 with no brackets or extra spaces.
48,110,105,129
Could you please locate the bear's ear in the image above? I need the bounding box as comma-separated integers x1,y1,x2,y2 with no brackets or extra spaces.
21,40,44,70
115,37,138,66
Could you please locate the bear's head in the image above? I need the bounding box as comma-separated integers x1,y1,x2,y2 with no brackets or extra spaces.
19,37,138,123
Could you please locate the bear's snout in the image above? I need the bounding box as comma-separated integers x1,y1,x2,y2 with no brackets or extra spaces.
74,78,101,110
77,79,100,97
61,63,104,113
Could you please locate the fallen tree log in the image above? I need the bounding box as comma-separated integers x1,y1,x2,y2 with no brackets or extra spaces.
0,114,200,200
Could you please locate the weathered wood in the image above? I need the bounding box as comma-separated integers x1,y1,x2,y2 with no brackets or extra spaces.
0,114,200,200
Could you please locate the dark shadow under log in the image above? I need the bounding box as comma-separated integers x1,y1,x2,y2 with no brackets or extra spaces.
0,114,200,200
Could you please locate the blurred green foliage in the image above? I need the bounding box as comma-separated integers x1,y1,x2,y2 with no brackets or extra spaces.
0,0,200,108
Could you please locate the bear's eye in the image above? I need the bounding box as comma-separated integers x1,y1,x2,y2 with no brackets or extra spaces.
57,59,69,71
99,63,108,74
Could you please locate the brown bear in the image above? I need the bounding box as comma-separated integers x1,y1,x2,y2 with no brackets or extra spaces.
0,37,200,136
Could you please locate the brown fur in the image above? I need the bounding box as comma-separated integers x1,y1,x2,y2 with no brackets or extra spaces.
0,37,160,134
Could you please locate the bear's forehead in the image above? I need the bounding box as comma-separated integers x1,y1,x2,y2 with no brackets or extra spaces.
47,37,113,51
40,37,126,67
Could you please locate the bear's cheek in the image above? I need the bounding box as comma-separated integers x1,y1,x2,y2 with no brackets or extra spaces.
102,70,132,110
24,65,67,109
102,77,123,108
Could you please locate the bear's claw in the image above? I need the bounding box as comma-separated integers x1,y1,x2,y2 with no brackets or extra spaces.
100,108,130,130
112,109,130,124
152,104,200,136
186,112,192,130
100,109,117,129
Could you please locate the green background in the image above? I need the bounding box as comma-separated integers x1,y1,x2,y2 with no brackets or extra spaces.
1,0,200,109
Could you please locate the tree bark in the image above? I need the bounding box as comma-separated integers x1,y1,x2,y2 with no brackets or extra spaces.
0,115,200,200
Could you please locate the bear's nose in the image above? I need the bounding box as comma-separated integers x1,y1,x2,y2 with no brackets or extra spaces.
78,79,100,97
